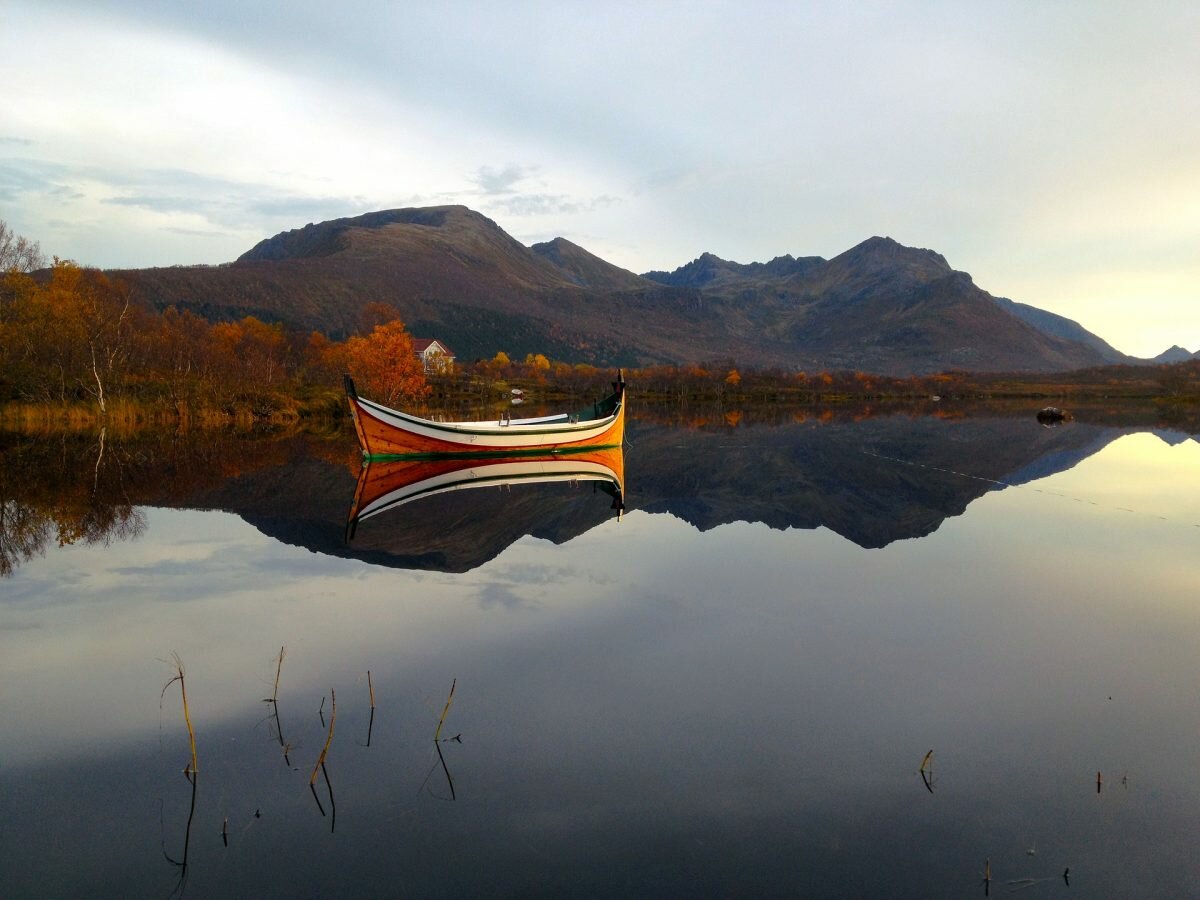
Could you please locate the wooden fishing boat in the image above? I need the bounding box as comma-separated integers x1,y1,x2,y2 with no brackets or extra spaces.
344,372,626,458
346,445,625,539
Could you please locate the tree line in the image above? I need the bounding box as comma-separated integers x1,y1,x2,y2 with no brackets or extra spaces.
1,222,432,418
3,220,1197,422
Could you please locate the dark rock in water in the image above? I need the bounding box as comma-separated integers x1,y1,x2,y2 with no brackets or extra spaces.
1037,407,1071,424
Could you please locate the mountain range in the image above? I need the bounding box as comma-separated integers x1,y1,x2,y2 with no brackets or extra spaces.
113,204,1185,374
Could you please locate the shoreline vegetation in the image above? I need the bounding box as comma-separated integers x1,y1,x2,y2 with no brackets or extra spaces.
3,356,1199,431
4,375,1200,436
2,334,1198,430
3,256,1199,433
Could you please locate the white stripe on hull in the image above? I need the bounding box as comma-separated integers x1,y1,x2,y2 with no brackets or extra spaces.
358,398,621,449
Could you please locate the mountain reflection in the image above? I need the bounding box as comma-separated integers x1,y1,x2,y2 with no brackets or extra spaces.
2,409,1194,576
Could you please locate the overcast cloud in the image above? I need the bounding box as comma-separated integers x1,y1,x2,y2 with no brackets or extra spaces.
2,0,1197,356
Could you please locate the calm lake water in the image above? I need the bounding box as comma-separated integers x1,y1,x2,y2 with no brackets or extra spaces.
2,409,1199,898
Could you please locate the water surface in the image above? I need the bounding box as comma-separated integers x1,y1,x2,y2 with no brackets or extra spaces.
2,412,1198,897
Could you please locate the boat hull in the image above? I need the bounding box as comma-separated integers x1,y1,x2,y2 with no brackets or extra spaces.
345,376,626,459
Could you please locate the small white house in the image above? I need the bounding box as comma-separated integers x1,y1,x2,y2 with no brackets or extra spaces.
412,338,456,373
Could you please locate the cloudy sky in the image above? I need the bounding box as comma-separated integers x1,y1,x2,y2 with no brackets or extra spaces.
2,1,1197,357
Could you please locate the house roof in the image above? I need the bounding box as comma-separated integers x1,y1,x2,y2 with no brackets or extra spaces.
412,338,455,356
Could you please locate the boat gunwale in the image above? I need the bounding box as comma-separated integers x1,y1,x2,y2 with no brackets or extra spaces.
354,393,622,439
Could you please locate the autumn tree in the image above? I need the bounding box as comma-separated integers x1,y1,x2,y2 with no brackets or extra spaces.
304,330,349,384
484,350,512,378
0,261,140,409
0,220,46,273
344,319,430,405
0,223,45,378
208,316,292,395
60,264,137,413
238,317,288,387
141,307,219,410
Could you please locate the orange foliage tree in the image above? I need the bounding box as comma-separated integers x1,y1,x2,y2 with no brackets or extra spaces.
344,320,430,405
1,261,139,409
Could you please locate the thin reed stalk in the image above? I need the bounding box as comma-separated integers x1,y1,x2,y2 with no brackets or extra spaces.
434,678,456,742
161,653,199,775
368,670,376,709
310,689,336,785
272,645,286,703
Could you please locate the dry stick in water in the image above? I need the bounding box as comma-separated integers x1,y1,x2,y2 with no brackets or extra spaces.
919,749,935,794
272,646,286,703
310,689,337,785
161,653,199,775
366,671,377,748
434,678,457,742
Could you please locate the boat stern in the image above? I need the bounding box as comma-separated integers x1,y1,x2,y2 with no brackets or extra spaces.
344,374,372,456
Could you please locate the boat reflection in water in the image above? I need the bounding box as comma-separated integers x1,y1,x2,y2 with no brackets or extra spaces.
345,445,625,541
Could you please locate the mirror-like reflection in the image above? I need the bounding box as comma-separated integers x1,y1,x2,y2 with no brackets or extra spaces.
2,409,1198,897
346,445,626,540
6,409,1192,576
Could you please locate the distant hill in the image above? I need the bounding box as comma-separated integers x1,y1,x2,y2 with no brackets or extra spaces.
113,205,1116,375
1152,345,1197,364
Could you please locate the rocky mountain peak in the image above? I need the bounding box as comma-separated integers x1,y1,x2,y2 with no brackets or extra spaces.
832,236,952,274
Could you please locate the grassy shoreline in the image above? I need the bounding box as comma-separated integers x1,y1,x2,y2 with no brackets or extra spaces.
4,387,1198,436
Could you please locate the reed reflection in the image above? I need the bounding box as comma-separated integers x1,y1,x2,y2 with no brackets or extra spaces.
261,646,294,766
426,678,461,801
919,749,935,794
159,654,200,899
161,772,197,900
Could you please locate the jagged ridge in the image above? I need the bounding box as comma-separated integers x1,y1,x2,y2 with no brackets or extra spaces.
115,207,1128,374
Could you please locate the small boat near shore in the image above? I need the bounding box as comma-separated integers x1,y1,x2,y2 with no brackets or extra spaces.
344,372,626,459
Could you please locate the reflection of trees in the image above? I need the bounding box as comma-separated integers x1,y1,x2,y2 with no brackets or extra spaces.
0,425,326,576
0,430,146,575
0,498,54,575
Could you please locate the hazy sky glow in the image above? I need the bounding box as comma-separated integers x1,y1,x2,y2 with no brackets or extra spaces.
2,1,1197,357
